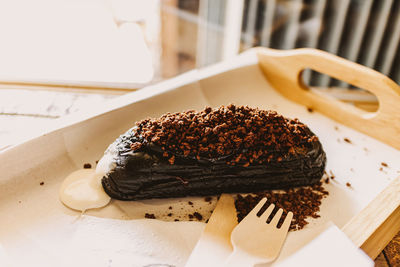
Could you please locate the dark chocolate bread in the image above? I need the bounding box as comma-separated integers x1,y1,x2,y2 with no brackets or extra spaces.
101,105,326,200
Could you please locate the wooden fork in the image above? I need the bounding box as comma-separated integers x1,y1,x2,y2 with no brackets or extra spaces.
223,198,293,267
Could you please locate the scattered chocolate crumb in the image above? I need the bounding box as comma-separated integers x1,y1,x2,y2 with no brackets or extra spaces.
193,212,203,221
188,201,193,205
204,196,212,202
168,155,175,165
235,181,329,231
346,182,352,188
95,160,99,164
307,107,314,113
334,126,339,131
40,182,44,186
379,167,383,171
174,219,179,222
343,138,352,144
167,213,172,217
145,213,156,219
174,176,189,185
83,163,92,169
168,206,172,210
329,170,335,179
324,178,330,184
381,162,388,167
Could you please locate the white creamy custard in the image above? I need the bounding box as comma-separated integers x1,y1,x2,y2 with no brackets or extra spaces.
59,143,117,211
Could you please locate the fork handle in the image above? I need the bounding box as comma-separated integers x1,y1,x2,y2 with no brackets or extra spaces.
223,249,259,267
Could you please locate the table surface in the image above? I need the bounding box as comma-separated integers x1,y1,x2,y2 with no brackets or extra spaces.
0,87,398,266
0,0,398,264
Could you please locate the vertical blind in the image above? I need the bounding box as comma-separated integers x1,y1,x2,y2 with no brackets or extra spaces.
195,0,400,87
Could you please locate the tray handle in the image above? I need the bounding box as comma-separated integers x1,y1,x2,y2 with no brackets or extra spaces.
256,47,400,150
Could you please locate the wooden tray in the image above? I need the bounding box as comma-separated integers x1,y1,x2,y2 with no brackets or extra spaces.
0,48,399,266
256,47,400,259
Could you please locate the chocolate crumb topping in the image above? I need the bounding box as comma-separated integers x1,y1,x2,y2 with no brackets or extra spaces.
130,105,319,166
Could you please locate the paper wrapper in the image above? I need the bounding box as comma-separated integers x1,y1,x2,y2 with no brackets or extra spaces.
0,51,399,266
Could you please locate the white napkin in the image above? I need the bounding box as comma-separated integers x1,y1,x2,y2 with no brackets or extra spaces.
0,243,13,267
62,216,205,267
275,224,373,267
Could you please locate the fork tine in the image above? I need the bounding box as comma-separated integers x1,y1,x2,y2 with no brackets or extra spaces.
280,211,294,230
248,197,268,217
269,208,283,227
259,203,275,221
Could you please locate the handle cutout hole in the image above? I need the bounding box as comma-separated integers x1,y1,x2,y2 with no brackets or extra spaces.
300,69,378,113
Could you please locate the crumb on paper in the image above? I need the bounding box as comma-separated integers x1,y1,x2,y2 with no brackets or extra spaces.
193,212,203,221
145,213,156,219
204,196,212,202
324,178,330,184
334,126,339,131
83,163,92,169
40,181,44,186
329,170,335,179
381,162,389,167
307,107,314,113
346,182,352,188
343,138,352,144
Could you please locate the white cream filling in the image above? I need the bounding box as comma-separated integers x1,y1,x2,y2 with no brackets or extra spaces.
59,142,118,212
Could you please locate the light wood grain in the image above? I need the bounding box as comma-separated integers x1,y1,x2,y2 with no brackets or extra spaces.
342,176,400,259
185,194,238,267
256,47,400,150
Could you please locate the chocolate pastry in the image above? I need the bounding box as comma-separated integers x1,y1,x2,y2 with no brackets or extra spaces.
101,105,326,200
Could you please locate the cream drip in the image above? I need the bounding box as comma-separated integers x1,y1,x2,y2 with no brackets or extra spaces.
59,143,117,211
